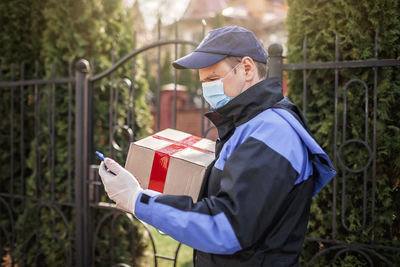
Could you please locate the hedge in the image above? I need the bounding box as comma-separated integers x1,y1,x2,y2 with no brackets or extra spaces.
286,0,400,265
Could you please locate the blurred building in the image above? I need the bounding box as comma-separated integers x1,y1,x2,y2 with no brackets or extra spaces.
153,84,218,140
172,0,288,54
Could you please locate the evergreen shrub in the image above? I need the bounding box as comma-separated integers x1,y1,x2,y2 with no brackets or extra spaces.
286,0,400,265
0,0,153,266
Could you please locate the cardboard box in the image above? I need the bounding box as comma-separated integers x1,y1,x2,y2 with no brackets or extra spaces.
125,128,215,202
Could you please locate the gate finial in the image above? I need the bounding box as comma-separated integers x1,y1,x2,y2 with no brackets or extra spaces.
76,59,90,73
267,43,283,80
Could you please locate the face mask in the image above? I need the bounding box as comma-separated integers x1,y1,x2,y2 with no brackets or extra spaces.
202,63,240,109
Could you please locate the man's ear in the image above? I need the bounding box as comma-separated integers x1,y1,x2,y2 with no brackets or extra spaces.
241,56,257,82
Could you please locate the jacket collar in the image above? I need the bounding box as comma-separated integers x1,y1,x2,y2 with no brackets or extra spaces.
205,77,284,139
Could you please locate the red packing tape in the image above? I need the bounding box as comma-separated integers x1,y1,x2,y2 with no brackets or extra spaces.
147,134,213,192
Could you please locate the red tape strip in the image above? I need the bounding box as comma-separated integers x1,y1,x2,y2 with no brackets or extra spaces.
147,134,214,192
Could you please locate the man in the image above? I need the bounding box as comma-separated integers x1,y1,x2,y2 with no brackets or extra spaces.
99,26,335,266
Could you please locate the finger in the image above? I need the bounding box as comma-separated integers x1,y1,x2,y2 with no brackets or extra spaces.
99,161,114,182
104,157,124,175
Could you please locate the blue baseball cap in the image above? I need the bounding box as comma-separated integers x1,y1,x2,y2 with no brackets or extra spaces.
172,26,267,69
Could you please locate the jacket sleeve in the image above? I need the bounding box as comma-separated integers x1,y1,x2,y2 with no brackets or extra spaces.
134,134,308,254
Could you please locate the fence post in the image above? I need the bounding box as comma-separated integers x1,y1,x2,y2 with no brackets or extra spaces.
267,43,283,81
75,59,90,267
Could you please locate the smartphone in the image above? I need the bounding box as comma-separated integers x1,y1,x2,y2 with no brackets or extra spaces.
95,151,105,161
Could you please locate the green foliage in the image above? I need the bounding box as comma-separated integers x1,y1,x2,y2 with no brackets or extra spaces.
143,55,158,102
13,202,73,266
0,0,153,266
146,226,194,267
286,0,400,265
161,51,174,85
92,211,149,267
178,45,201,101
0,0,46,65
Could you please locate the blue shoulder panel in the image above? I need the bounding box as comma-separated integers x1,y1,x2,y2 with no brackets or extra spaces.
215,109,312,184
135,190,242,254
271,108,336,195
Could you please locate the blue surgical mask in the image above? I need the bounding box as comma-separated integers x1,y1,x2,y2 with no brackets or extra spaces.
202,64,240,109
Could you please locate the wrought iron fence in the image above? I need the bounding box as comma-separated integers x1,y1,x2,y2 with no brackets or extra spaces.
269,33,400,266
0,19,207,267
1,19,400,267
0,59,76,266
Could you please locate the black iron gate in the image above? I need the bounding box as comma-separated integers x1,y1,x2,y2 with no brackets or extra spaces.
74,21,208,267
1,22,400,266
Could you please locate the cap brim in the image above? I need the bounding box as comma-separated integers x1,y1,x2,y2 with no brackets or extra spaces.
172,51,227,69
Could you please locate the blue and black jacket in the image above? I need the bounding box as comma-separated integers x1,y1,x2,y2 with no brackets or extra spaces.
135,77,336,266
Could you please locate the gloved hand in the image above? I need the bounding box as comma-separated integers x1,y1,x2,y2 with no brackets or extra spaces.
99,157,143,214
